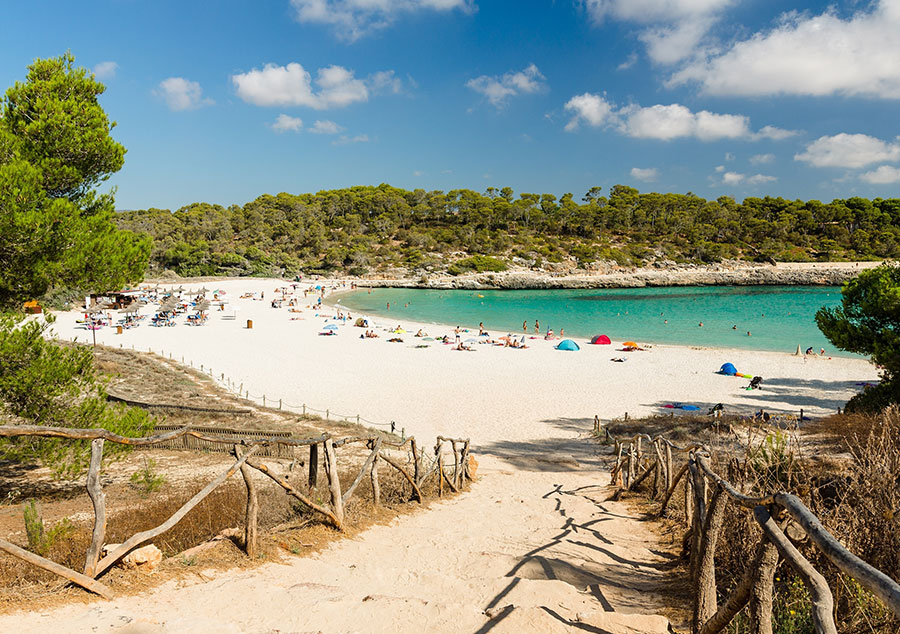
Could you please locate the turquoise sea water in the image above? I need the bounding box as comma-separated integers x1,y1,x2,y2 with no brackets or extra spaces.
336,286,852,356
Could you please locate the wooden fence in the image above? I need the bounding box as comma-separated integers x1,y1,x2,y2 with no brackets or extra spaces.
604,427,900,634
0,425,473,600
136,424,295,458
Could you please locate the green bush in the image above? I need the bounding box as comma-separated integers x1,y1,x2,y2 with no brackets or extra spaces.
23,499,74,557
130,457,167,496
447,255,507,275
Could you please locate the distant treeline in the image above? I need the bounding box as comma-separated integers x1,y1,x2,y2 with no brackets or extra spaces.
114,184,900,277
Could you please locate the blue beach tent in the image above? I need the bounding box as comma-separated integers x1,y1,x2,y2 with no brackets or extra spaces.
719,362,737,376
556,339,580,351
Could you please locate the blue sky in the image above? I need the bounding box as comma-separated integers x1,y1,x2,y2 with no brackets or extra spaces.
2,0,899,210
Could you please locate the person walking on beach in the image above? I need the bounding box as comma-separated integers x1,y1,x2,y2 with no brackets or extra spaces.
534,319,540,334
523,320,527,333
455,326,461,343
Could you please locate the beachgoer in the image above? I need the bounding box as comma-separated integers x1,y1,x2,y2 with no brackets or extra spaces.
454,326,460,343
479,322,485,335
387,302,390,310
523,321,527,332
820,348,825,356
747,331,751,337
732,325,737,330
664,319,668,324
806,346,814,355
699,322,703,327
534,320,539,334
560,328,564,337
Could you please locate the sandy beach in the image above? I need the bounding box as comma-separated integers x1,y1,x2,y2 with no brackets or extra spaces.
50,278,877,453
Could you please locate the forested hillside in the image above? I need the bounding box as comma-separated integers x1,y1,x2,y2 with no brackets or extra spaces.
115,184,900,278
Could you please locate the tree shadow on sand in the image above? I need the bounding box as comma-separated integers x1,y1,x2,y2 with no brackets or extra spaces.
479,417,610,472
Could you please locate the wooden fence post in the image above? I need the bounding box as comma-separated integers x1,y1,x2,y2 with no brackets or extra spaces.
83,439,106,577
370,453,381,506
308,443,319,491
235,445,259,558
693,486,727,633
323,438,344,528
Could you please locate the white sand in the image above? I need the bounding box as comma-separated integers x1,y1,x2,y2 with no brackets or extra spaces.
5,278,876,632
49,278,877,452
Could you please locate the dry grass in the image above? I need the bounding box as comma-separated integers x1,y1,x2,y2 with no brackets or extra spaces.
606,409,900,633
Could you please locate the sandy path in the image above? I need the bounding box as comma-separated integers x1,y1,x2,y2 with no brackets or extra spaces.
3,449,680,634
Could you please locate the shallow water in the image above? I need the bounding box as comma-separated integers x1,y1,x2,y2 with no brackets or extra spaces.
336,285,852,356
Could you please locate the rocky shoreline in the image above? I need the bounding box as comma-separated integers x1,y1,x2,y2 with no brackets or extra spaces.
354,261,878,290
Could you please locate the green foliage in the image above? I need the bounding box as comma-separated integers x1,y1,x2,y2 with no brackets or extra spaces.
113,185,900,279
747,431,795,487
0,315,154,476
0,52,149,308
23,499,74,557
771,577,814,634
447,255,507,275
816,263,900,411
129,457,166,496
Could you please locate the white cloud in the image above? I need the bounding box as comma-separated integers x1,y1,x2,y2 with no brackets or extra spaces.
92,61,118,80
564,93,794,142
583,0,736,64
672,1,900,98
861,165,900,184
271,114,304,133
630,167,658,182
724,152,735,161
332,133,370,146
621,104,750,141
309,119,344,134
368,70,405,95
466,64,546,108
291,0,474,41
719,171,777,186
413,170,424,177
795,133,900,169
232,63,370,110
756,125,799,141
583,0,735,23
748,174,777,185
715,165,725,172
750,153,775,165
563,93,614,131
617,53,638,70
639,17,714,65
155,77,214,111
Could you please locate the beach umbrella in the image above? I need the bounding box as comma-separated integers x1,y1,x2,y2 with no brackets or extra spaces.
196,300,211,312
590,334,611,345
323,324,339,330
85,306,104,314
623,341,638,348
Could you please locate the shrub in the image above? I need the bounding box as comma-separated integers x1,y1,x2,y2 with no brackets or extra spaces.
129,458,167,496
447,255,507,275
23,499,74,557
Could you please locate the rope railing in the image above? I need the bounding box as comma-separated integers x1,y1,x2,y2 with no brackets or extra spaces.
603,424,900,634
0,424,474,600
72,338,401,433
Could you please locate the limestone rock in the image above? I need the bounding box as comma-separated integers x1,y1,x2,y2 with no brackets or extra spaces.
103,544,163,571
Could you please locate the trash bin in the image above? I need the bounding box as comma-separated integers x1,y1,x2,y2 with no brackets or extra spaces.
116,325,123,335
247,319,253,329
